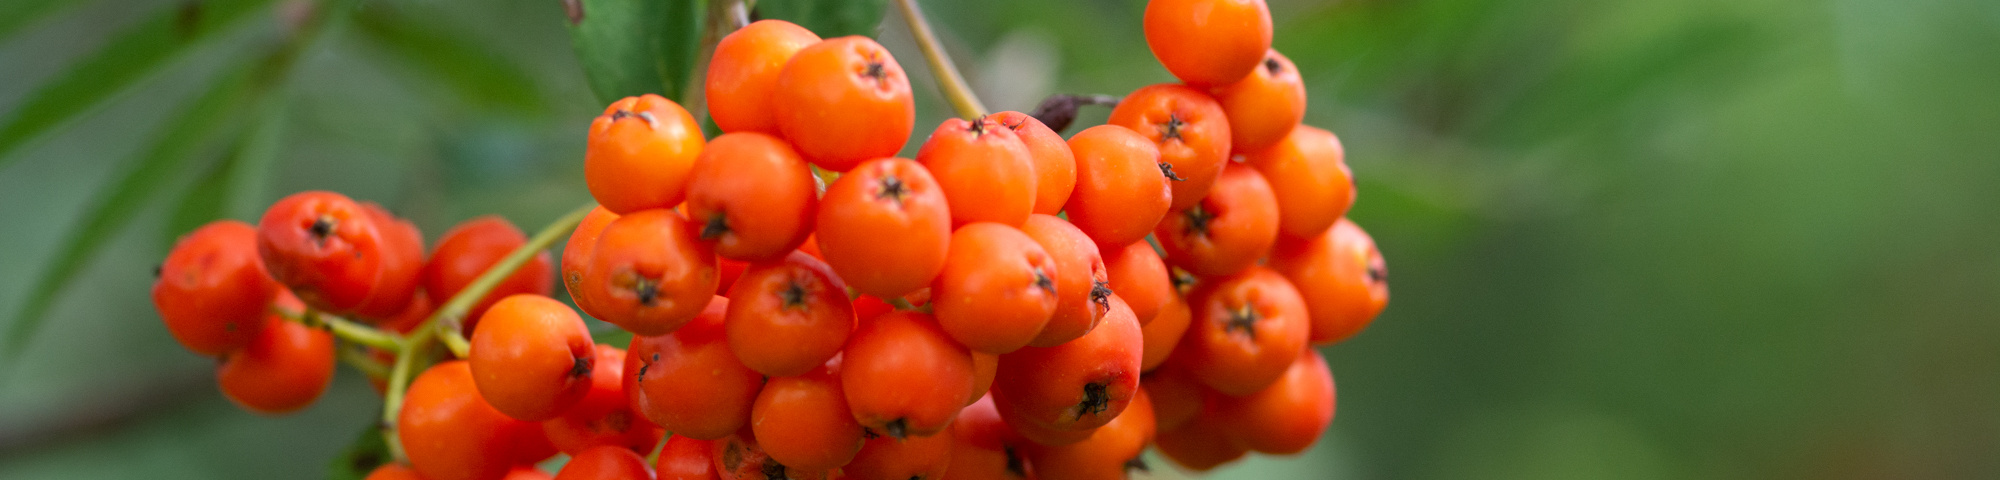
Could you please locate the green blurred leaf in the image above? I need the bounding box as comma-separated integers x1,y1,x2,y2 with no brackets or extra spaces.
0,0,280,166
1,29,313,358
565,0,705,106
165,94,289,243
2,69,253,358
756,0,888,39
352,5,546,114
327,421,391,480
0,0,78,40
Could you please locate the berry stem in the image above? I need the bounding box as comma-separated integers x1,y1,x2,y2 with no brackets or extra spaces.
268,304,405,351
894,0,989,119
436,321,471,359
425,204,597,339
312,311,405,351
337,346,392,380
377,203,597,462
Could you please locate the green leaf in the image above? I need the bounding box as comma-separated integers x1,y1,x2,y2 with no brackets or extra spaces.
2,68,253,358
756,0,889,39
165,94,289,243
352,5,546,114
0,0,79,40
566,0,706,106
0,0,280,166
327,420,391,480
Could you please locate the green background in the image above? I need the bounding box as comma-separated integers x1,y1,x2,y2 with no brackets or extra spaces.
2,0,1997,478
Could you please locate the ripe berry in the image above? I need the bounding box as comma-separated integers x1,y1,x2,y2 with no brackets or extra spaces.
842,310,975,439
542,344,664,454
655,434,719,480
423,216,554,331
504,468,554,480
581,209,719,336
585,94,706,214
1242,125,1354,240
990,111,1076,216
945,395,1035,480
399,360,541,480
1173,266,1309,396
932,223,1060,355
555,445,654,480
916,116,1037,227
1018,214,1110,347
1214,49,1306,153
1143,0,1273,87
1213,348,1336,454
1269,218,1388,345
751,359,866,470
1139,295,1193,372
378,289,434,334
1062,125,1170,248
992,295,1143,445
725,252,855,377
815,158,952,298
846,426,954,480
707,19,822,134
710,431,835,480
154,220,276,356
1140,361,1206,432
969,351,998,406
257,191,424,318
775,36,915,171
1154,162,1279,277
1107,84,1232,211
364,463,424,480
684,132,819,262
628,297,761,440
1152,408,1247,472
469,294,596,421
562,206,620,317
216,295,333,414
1101,240,1172,326
1021,389,1156,480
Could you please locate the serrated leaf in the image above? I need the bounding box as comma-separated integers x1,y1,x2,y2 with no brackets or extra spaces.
0,0,281,166
0,0,78,40
566,0,706,106
352,5,546,114
327,420,391,480
755,0,888,39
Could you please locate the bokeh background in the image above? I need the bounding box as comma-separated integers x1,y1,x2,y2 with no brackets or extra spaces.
3,0,1998,478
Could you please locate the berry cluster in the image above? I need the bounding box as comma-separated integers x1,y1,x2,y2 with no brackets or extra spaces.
148,1,1388,479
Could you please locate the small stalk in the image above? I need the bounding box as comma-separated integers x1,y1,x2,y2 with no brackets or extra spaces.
377,203,596,461
271,305,404,352
337,347,392,380
437,321,471,359
894,0,988,119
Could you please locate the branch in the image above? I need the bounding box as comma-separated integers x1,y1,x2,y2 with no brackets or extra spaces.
893,0,987,119
377,203,596,461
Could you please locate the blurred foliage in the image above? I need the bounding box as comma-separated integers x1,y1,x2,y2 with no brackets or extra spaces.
2,0,1998,479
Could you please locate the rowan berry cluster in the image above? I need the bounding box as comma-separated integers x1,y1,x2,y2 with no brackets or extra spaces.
149,1,1388,479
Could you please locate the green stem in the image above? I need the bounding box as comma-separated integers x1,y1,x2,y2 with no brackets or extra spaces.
437,321,471,359
893,0,988,119
270,305,404,351
379,324,432,460
337,346,392,380
377,203,596,461
425,204,597,338
313,311,405,351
